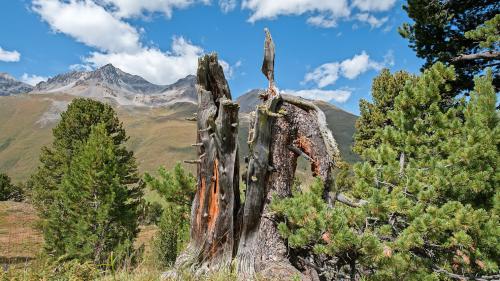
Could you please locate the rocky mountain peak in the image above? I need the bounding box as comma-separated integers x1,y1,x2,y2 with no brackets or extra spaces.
26,64,197,106
0,72,16,81
0,73,33,96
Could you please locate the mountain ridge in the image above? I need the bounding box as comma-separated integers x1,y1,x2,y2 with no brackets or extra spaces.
0,67,358,182
0,72,33,96
31,64,196,107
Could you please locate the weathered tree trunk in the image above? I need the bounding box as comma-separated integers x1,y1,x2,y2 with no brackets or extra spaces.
168,30,342,280
236,93,341,280
173,53,240,274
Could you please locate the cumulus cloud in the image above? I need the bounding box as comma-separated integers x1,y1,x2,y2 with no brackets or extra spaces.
32,0,233,85
21,73,48,86
352,0,396,12
306,14,337,28
242,0,351,22
69,63,94,72
219,0,237,13
304,50,393,88
84,37,202,85
33,0,141,53
242,0,394,28
339,51,384,79
355,13,388,29
285,88,351,103
304,63,341,88
0,47,21,62
101,0,209,19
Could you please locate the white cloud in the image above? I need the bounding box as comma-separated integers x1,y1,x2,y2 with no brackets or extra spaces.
383,50,395,67
285,88,351,103
21,73,48,86
31,0,214,85
306,14,337,28
304,50,393,88
352,0,396,12
355,13,388,29
101,0,209,19
85,37,203,85
242,0,351,22
219,0,237,13
304,62,340,88
0,47,21,62
340,51,383,79
219,59,242,79
32,0,141,53
69,63,94,72
242,0,394,28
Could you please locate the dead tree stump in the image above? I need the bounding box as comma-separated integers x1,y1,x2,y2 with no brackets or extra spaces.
168,29,342,280
174,53,240,274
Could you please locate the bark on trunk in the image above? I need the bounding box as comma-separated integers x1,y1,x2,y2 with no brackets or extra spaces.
236,93,341,280
174,53,240,274
168,30,342,280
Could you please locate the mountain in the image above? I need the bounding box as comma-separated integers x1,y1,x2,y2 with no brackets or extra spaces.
33,64,196,107
134,75,197,106
0,68,359,184
236,89,261,112
0,73,33,96
236,90,359,163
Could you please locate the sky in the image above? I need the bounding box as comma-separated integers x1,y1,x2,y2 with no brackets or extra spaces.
0,0,425,114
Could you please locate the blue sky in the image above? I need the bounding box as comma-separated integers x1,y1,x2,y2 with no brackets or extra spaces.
0,0,424,114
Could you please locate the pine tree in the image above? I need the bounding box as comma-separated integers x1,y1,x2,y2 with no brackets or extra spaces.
144,163,196,267
0,173,23,201
272,64,499,280
153,206,185,267
44,123,143,264
144,163,196,226
399,0,499,93
30,98,130,219
353,69,414,155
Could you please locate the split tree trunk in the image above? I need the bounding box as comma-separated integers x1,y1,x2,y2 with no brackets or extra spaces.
170,30,342,280
236,93,341,280
174,53,240,274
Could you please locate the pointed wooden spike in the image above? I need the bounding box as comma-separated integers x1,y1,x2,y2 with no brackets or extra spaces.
261,28,275,84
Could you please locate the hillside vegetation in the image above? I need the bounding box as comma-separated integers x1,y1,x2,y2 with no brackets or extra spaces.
0,93,358,183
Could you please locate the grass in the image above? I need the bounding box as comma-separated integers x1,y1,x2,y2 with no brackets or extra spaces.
0,202,42,266
0,201,273,281
0,200,166,280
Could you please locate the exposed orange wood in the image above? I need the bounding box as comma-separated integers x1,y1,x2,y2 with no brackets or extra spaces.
207,158,220,233
295,135,320,176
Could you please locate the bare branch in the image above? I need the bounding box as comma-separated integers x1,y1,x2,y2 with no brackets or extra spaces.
451,51,500,62
331,192,368,208
432,266,500,281
288,145,313,162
